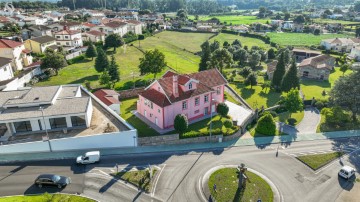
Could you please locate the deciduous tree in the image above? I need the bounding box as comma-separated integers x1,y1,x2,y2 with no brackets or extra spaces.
208,48,233,73
104,33,124,52
245,72,258,89
139,49,167,79
284,88,304,117
41,49,67,75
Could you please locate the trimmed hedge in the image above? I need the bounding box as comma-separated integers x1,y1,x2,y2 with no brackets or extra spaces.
180,126,239,139
67,54,85,64
255,113,276,135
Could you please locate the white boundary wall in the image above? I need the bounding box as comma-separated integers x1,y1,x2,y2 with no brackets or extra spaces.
0,130,137,154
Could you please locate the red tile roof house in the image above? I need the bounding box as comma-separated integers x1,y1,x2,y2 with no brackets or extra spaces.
136,69,227,130
93,89,121,114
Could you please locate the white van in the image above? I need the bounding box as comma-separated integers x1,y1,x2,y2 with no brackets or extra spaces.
76,151,100,164
338,165,356,179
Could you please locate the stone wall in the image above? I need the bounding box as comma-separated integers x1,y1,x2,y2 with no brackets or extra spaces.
138,133,224,146
118,87,145,100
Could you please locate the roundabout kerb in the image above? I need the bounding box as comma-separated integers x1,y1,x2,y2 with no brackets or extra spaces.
199,165,282,202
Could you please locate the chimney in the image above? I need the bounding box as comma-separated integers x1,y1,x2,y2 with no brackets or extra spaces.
63,25,68,31
173,75,179,98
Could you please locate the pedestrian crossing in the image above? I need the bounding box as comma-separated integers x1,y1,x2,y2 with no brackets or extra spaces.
281,145,359,157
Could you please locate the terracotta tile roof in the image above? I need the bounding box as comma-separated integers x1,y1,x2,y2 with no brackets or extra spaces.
299,55,334,70
55,29,80,35
82,22,96,27
189,68,228,88
141,68,227,107
0,39,23,48
0,16,9,22
93,89,120,106
22,49,31,54
104,21,127,28
58,21,81,27
86,30,105,36
139,88,171,107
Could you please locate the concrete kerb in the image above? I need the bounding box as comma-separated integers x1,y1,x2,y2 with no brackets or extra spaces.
0,193,99,202
199,165,282,202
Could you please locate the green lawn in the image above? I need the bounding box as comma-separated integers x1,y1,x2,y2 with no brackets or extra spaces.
181,115,239,138
198,15,270,25
297,152,344,170
112,169,157,192
131,32,203,73
0,31,11,37
208,168,273,202
0,194,95,202
211,33,271,49
266,32,354,47
224,91,241,105
120,98,159,137
274,110,305,126
229,82,282,109
300,67,352,100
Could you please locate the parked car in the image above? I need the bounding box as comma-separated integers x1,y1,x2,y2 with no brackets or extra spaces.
338,166,356,179
35,174,71,188
76,151,100,164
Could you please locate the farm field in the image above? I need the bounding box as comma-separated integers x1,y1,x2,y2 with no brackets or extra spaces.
313,18,360,25
211,33,271,49
197,15,270,25
267,32,354,47
300,67,352,100
131,32,203,73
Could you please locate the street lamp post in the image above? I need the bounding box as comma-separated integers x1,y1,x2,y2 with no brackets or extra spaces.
209,99,215,142
39,106,52,152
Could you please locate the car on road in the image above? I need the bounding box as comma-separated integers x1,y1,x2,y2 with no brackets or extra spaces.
35,174,71,188
338,166,356,179
76,151,100,164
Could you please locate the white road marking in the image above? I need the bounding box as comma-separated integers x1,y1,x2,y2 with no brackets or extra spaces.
152,164,166,197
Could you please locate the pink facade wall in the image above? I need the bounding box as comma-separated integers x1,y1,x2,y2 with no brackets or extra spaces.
136,81,226,129
137,95,165,129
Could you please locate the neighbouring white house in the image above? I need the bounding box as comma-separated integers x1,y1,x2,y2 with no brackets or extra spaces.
82,9,105,17
23,17,48,25
329,14,344,19
349,46,360,61
320,38,360,53
0,57,14,82
21,25,53,40
91,21,128,37
47,21,82,32
116,12,138,21
0,39,33,71
88,16,105,25
230,25,249,33
93,89,120,114
0,85,93,138
126,20,143,35
54,27,83,48
282,21,294,30
82,30,106,43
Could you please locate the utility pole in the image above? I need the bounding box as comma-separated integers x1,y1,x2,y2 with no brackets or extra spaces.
72,0,76,10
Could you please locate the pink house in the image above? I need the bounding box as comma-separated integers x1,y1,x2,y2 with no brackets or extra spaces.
137,69,228,129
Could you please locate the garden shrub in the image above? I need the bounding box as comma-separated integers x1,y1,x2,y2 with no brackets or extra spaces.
255,113,276,135
321,107,351,126
67,54,85,64
315,101,324,109
217,103,229,117
174,114,188,134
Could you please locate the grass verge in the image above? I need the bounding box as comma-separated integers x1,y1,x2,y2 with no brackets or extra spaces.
0,193,95,202
112,169,157,193
296,152,344,170
208,168,273,202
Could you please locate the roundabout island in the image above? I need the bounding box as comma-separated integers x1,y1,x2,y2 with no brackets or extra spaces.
201,165,280,202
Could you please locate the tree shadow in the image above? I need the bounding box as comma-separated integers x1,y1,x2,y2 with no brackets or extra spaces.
69,75,99,85
240,88,255,99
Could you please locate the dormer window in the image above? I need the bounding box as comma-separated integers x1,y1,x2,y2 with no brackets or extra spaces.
189,83,193,90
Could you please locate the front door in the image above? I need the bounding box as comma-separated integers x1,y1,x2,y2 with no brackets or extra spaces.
155,117,158,126
144,110,147,117
204,107,209,115
211,104,216,113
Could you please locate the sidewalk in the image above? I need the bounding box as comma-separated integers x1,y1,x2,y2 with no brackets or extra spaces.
1,130,360,163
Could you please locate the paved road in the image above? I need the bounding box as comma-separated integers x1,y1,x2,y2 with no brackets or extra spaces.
0,138,359,202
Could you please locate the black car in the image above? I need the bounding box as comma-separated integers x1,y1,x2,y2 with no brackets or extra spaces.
34,174,71,188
